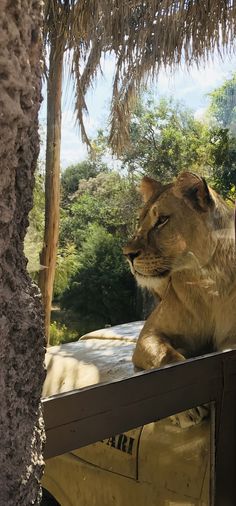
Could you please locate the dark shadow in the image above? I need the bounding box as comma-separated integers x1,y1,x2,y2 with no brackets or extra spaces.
41,488,61,506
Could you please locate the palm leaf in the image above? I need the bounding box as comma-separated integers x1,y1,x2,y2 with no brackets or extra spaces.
44,0,236,153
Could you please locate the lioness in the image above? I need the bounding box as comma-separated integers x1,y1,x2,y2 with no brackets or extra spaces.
124,172,236,372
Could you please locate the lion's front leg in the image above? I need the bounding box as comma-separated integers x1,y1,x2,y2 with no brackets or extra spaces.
133,300,187,370
132,333,185,370
133,332,209,429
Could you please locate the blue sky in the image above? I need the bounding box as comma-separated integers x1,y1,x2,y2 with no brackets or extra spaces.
39,53,236,169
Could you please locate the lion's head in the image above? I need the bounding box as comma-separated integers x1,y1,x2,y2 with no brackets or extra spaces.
123,172,233,292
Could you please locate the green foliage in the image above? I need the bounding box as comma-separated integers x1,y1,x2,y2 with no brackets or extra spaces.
54,244,80,298
49,321,78,346
61,223,140,331
24,171,45,274
208,77,236,198
60,171,140,249
120,97,210,181
61,158,108,203
209,73,236,132
207,127,236,198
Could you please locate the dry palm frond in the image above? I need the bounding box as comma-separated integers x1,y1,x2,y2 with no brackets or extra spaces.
44,0,236,154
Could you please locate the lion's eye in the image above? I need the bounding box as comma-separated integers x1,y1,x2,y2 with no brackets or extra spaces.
155,215,169,229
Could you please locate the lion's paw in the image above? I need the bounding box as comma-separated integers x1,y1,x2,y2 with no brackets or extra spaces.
170,405,209,429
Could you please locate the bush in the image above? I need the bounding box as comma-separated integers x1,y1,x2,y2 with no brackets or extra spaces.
60,223,140,333
49,321,79,346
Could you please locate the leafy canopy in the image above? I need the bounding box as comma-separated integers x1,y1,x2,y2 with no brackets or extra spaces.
107,97,210,181
61,223,139,333
60,170,140,249
61,158,108,203
209,73,236,133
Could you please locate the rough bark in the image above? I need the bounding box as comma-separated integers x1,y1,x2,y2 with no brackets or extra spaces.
0,1,45,504
38,39,64,342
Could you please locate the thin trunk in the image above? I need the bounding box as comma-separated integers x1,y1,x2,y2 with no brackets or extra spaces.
38,39,64,343
0,1,45,504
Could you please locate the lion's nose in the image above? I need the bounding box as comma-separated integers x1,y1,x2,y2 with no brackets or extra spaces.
123,250,141,263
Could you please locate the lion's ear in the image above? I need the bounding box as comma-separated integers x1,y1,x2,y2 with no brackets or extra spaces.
174,172,213,211
139,176,163,203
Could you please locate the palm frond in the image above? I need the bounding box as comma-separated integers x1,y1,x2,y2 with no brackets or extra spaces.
44,0,236,154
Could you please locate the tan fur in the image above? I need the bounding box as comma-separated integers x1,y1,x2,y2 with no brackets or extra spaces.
123,172,236,370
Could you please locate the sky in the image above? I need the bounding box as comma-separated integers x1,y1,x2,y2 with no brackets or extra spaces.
39,53,236,169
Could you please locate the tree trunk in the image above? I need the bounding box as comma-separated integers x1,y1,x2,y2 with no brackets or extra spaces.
38,39,64,342
0,1,45,505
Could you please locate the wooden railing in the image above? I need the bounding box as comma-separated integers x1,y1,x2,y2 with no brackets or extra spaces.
43,349,236,506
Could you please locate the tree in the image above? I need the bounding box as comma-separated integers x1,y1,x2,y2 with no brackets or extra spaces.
207,127,236,198
60,171,140,250
120,97,210,181
0,2,45,504
38,12,64,340
207,75,236,198
209,73,236,133
61,224,140,333
41,0,235,340
61,158,108,203
58,168,151,336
